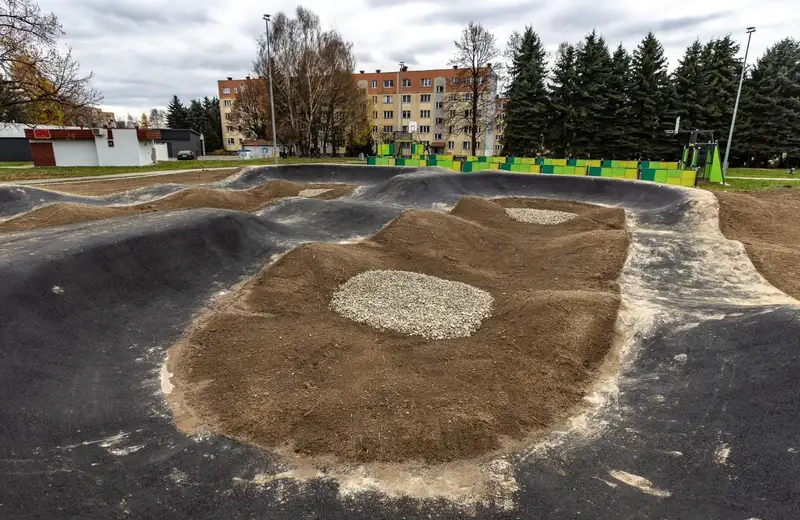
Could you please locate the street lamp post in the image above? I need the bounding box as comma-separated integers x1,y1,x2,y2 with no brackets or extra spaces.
398,61,404,135
722,26,756,182
263,14,278,165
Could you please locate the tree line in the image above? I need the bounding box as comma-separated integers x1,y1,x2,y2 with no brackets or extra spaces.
503,28,800,166
158,95,223,152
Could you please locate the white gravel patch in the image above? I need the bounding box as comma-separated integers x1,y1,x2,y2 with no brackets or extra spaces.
505,208,578,225
330,270,493,339
298,188,333,198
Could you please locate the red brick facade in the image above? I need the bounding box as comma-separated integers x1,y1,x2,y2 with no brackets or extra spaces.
24,129,95,140
136,129,161,140
29,142,56,166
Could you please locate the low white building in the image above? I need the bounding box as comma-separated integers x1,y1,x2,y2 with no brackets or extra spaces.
25,127,162,167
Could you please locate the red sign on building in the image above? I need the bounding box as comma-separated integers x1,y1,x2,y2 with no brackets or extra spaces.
32,129,51,139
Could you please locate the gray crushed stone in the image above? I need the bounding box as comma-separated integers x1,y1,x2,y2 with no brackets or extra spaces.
330,270,493,339
298,188,333,198
505,208,578,225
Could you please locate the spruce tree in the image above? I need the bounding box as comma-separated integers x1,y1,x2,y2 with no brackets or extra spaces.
503,27,549,156
547,43,580,157
627,32,675,159
166,95,188,129
673,40,707,131
605,44,633,158
202,96,223,152
739,38,800,166
186,99,205,133
701,36,741,143
571,30,612,158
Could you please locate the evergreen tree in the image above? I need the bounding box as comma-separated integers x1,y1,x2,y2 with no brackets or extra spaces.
202,96,223,152
186,99,205,133
605,44,633,158
547,43,580,157
166,95,188,128
673,40,707,131
627,32,677,159
739,38,800,166
700,35,741,144
502,26,549,156
571,30,612,157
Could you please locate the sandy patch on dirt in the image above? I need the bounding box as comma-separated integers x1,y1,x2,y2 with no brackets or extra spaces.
0,181,356,232
716,189,800,300
31,168,241,196
167,196,628,468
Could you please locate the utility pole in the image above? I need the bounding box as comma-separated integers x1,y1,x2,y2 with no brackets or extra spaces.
263,14,278,165
397,61,404,136
722,26,755,182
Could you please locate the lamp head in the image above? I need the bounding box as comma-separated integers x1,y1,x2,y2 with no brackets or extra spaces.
263,14,271,22
746,26,756,33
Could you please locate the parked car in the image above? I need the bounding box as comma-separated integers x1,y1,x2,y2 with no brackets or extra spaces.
176,150,196,160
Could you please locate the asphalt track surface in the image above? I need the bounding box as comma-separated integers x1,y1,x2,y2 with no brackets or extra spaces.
1,165,798,519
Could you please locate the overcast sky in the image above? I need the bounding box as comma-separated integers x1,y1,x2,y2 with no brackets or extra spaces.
37,0,799,119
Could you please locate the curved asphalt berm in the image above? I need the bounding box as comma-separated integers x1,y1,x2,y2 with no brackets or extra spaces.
0,166,798,519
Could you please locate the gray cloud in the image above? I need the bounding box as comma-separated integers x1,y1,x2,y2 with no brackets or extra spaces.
387,51,418,65
547,4,623,31
418,1,544,26
608,12,731,38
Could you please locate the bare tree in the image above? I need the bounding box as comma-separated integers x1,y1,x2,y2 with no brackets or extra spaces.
254,6,362,156
149,108,165,128
231,77,270,140
1,0,100,124
447,22,502,154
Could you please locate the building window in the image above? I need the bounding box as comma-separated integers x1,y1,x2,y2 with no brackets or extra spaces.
226,125,234,132
384,79,394,88
233,87,239,94
402,125,408,132
464,110,472,118
448,125,454,134
462,141,471,150
421,78,431,87
402,79,411,87
496,144,503,151
463,93,472,101
402,94,411,103
225,113,231,120
419,125,430,133
373,125,378,133
420,110,431,118
447,141,454,150
383,111,393,119
450,93,457,101
222,87,231,95
371,80,377,88
227,138,235,145
436,85,444,93
463,125,470,133
449,110,456,118
383,95,393,103
223,99,232,107
373,111,378,119
383,125,393,132
435,133,443,140
420,94,431,103
372,96,378,103
402,110,411,118
435,117,443,124
435,101,443,108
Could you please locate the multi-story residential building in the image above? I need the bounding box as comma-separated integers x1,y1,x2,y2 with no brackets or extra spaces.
217,76,250,152
218,65,500,155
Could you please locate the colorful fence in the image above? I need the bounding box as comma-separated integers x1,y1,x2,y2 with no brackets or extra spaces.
368,154,700,187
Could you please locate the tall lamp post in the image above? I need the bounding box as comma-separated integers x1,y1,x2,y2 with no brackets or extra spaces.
263,14,278,165
722,26,755,182
397,61,404,135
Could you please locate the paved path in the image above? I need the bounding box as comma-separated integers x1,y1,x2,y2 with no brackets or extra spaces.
0,167,238,187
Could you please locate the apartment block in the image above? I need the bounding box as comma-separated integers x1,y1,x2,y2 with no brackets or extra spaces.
217,76,250,152
217,64,500,156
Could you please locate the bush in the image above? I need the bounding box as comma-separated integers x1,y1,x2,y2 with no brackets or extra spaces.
210,149,229,156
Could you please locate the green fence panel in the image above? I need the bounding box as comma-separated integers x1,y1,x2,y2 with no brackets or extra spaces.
541,165,555,174
654,170,668,183
640,169,656,181
588,166,602,177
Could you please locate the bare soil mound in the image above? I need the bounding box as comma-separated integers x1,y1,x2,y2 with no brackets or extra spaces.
30,169,240,196
170,196,629,463
716,189,800,299
0,181,356,232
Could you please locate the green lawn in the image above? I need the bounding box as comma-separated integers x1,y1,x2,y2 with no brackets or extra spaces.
0,161,33,167
726,167,799,179
704,178,800,191
0,157,364,182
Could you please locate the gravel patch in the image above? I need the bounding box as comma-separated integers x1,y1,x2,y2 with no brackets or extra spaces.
330,270,493,339
298,188,333,198
505,208,578,225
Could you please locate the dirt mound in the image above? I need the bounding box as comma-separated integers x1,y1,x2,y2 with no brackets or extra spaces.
0,181,356,232
717,189,800,299
170,197,629,463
